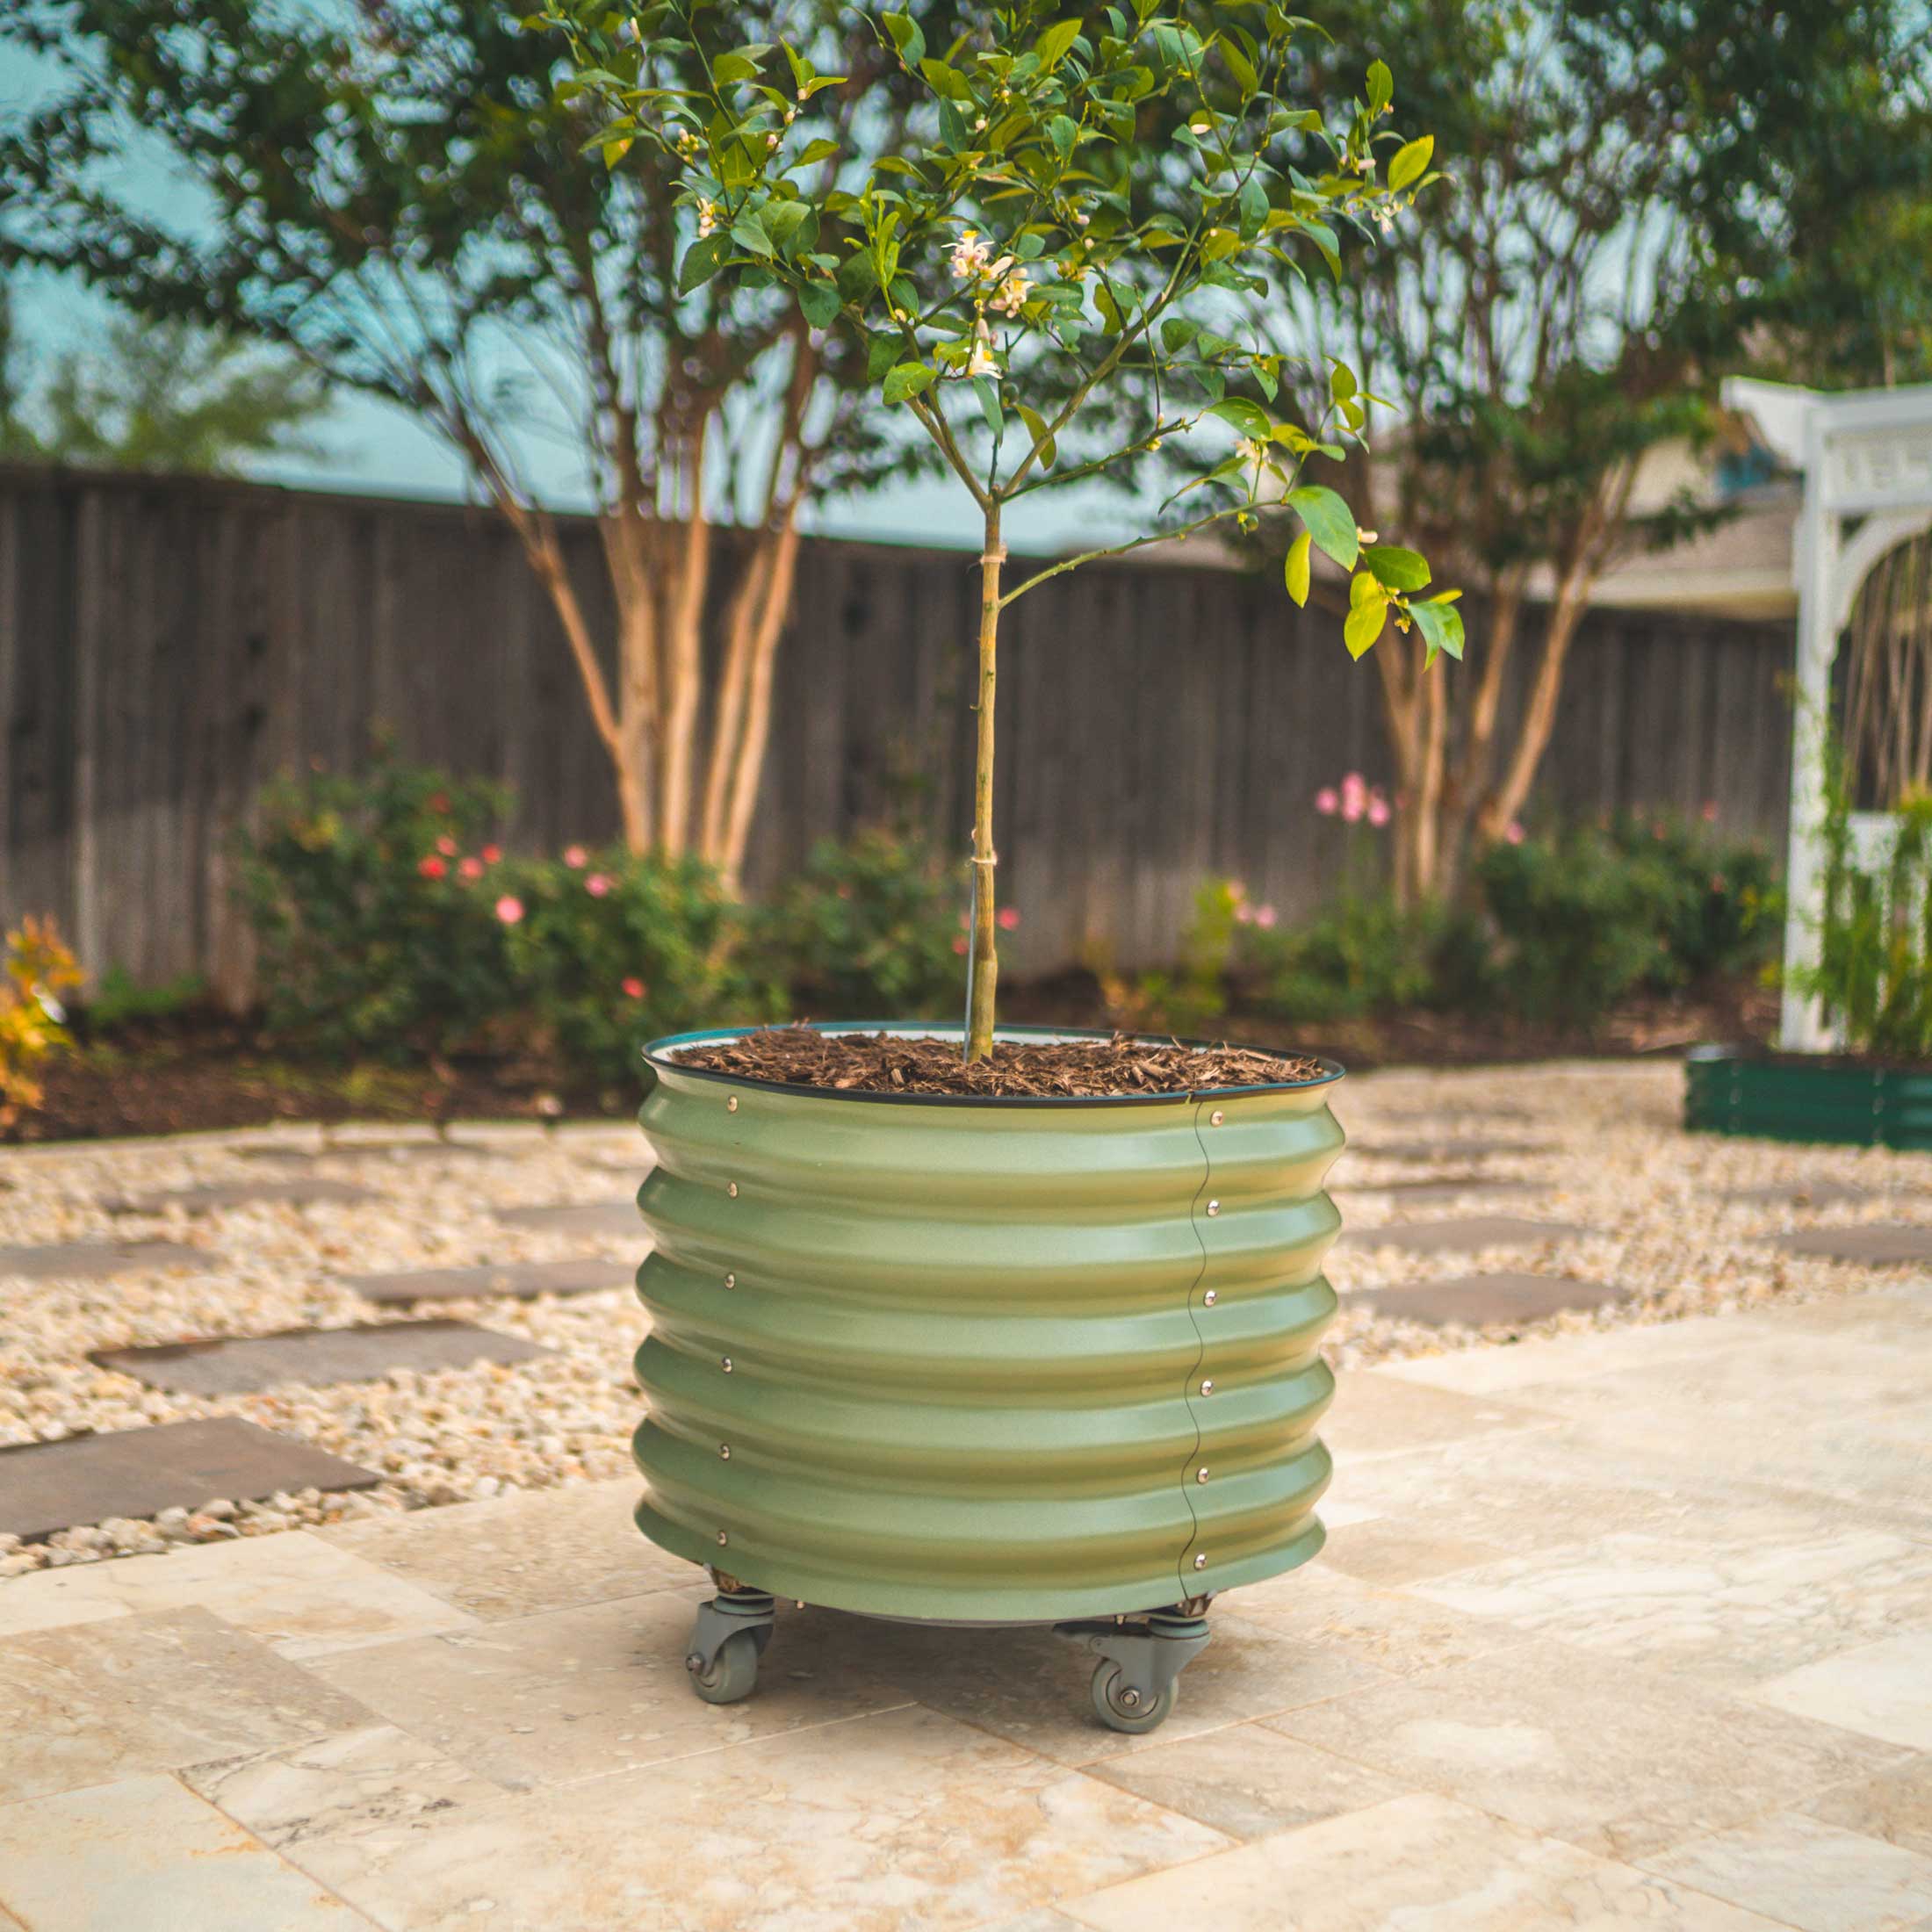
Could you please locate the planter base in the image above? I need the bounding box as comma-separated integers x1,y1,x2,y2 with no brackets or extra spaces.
1685,1044,1932,1149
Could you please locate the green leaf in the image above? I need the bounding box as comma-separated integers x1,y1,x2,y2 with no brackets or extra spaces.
712,48,768,84
1017,402,1056,467
730,217,775,257
882,361,936,404
1236,174,1269,238
677,232,729,293
1200,227,1243,263
1037,18,1082,68
919,56,970,99
1220,37,1258,94
1329,361,1356,403
1362,543,1431,591
1366,58,1393,115
1411,596,1466,660
796,137,840,165
1388,135,1433,192
883,11,925,65
1287,485,1359,568
798,280,840,328
1049,114,1078,159
1210,398,1270,438
1284,530,1312,607
1344,580,1388,659
972,374,1003,438
1160,316,1201,351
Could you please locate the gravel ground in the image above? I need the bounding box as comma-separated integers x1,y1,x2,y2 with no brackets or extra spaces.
2,1061,1927,1577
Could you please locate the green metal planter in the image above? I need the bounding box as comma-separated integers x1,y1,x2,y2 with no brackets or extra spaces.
632,1022,1345,1731
1685,1044,1932,1150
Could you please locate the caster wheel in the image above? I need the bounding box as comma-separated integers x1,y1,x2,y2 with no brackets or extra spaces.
688,1628,761,1705
1091,1661,1176,1734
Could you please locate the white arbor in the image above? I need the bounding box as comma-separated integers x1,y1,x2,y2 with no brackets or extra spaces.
1726,378,1932,1050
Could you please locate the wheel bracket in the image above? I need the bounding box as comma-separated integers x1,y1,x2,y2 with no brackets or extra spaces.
685,1588,775,1676
1056,1608,1211,1705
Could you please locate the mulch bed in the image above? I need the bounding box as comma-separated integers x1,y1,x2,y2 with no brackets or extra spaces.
665,1027,1327,1098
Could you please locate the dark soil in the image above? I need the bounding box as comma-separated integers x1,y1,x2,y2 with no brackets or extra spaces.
666,1027,1327,1097
6,974,1781,1143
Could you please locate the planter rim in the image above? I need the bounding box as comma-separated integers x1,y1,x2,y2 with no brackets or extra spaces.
643,1020,1344,1110
1687,1042,1932,1076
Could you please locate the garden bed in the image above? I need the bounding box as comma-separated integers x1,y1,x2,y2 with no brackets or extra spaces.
1686,1044,1932,1150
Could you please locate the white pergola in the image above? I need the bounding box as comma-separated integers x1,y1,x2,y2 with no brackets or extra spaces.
1725,377,1932,1050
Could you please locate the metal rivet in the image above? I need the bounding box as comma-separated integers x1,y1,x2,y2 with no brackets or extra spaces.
1206,1200,1220,1216
1202,1289,1217,1307
717,1530,729,1546
1120,1686,1142,1709
1193,1553,1208,1570
719,1444,732,1460
1196,1467,1209,1483
721,1357,733,1373
1200,1378,1215,1395
728,1181,739,1198
727,1095,739,1112
724,1272,736,1288
1209,1109,1224,1126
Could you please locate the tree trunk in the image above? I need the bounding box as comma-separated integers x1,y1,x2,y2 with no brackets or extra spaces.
714,514,802,890
966,508,1003,1063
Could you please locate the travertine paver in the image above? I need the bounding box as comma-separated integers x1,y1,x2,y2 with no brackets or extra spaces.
103,1179,376,1214
1720,1181,1872,1208
0,1418,381,1539
0,1280,1926,1931
1777,1224,1932,1266
1334,1172,1541,1201
1342,1271,1625,1327
343,1257,631,1304
90,1319,549,1395
1344,1138,1542,1163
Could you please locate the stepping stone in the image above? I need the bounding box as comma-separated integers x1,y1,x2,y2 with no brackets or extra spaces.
344,1258,631,1305
90,1320,549,1395
1720,1181,1871,1208
104,1179,376,1215
1349,1139,1542,1164
0,1417,381,1541
1343,1215,1584,1253
241,1138,510,1163
1343,1271,1626,1327
0,1240,205,1281
492,1200,638,1238
1777,1225,1932,1266
1337,1173,1541,1202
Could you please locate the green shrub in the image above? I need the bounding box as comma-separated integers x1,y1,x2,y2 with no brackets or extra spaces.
503,848,778,1070
757,830,963,1020
1794,777,1932,1060
80,966,209,1031
1604,811,1782,987
1237,897,1472,1022
235,757,516,1062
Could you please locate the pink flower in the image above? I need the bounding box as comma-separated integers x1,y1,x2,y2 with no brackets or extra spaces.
1228,880,1248,903
997,906,1020,931
495,895,524,924
836,884,853,900
1504,822,1525,846
952,935,968,955
435,834,458,857
621,977,646,999
1255,905,1278,929
585,873,612,898
428,791,451,815
417,855,448,879
1234,904,1254,926
1340,791,1365,825
1314,787,1339,816
1340,771,1367,815
958,910,971,930
458,855,484,880
1366,791,1391,828
1700,801,1718,823
563,845,588,869
481,843,502,864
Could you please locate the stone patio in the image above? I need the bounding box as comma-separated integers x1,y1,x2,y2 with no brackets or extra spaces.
0,1276,1928,1929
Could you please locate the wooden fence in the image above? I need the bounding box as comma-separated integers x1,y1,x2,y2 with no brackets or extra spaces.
0,464,1796,999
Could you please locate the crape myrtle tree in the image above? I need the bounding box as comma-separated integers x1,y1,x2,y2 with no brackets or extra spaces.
558,0,1459,1060
1272,0,1932,905
0,2,954,877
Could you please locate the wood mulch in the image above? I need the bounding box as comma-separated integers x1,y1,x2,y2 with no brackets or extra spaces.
665,1027,1326,1097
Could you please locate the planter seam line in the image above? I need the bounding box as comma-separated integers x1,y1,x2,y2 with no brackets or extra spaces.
1173,1098,1215,1594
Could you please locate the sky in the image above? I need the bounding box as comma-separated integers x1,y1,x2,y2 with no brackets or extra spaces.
0,34,1137,554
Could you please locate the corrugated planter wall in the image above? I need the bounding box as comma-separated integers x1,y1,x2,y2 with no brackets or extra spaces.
1685,1044,1932,1150
632,1023,1345,1726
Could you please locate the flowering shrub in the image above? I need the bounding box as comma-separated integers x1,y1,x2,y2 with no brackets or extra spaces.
1602,809,1780,988
236,758,516,1061
1237,897,1467,1022
502,848,778,1071
0,916,83,1126
755,831,962,1020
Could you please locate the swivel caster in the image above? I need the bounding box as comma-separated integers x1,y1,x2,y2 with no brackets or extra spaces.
1091,1660,1177,1734
688,1628,761,1705
683,1588,775,1706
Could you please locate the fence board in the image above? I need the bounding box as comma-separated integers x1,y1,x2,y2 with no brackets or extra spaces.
0,464,1796,993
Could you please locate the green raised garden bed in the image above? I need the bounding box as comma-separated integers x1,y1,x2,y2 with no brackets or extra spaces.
631,1021,1345,1731
1684,1044,1932,1150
